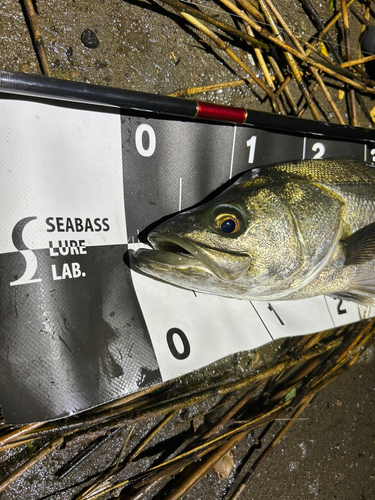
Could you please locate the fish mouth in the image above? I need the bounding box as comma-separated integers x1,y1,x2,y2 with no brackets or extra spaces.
132,233,251,281
135,234,215,273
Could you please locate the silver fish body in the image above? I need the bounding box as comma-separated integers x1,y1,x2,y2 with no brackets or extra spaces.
132,159,375,304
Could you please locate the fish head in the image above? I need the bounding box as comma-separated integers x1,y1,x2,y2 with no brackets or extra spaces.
144,201,251,282
132,166,345,300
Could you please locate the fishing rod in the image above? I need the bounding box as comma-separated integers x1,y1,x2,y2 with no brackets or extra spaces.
0,70,374,142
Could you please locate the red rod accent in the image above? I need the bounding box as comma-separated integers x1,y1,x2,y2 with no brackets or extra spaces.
195,101,247,124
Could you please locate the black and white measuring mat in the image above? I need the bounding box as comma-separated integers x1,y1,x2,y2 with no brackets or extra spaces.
1,71,375,424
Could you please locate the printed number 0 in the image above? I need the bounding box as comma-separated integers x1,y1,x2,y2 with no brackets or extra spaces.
135,124,156,157
167,328,191,360
312,142,325,159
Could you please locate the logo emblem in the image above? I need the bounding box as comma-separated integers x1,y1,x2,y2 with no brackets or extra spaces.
10,216,41,286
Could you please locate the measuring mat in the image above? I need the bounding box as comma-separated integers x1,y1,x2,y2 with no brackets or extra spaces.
0,75,375,423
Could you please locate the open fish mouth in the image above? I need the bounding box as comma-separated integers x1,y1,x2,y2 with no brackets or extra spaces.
151,235,202,259
133,234,215,273
133,232,252,282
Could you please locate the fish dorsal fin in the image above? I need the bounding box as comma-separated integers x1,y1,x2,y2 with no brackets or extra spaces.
343,222,375,266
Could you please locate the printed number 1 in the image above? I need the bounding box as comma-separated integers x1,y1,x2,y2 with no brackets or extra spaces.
247,136,257,164
268,303,284,325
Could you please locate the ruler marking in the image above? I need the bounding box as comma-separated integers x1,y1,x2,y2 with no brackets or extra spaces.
323,295,335,328
229,125,237,179
250,301,274,340
179,177,182,211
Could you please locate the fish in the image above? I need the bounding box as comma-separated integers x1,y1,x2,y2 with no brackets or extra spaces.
132,159,375,304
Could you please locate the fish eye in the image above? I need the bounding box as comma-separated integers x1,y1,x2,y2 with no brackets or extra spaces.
215,214,242,234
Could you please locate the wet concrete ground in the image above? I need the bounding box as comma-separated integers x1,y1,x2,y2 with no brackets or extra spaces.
1,0,374,125
0,0,375,498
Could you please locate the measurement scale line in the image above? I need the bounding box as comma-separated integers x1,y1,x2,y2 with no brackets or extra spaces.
323,295,335,328
229,125,237,179
250,301,274,341
179,177,182,212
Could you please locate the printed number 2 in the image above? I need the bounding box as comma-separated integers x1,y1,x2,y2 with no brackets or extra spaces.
167,328,191,360
135,124,156,157
336,299,347,315
312,142,325,159
247,136,257,163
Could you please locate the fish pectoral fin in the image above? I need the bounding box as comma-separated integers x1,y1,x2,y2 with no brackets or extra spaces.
328,291,374,305
329,278,375,305
198,246,251,281
343,222,375,266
